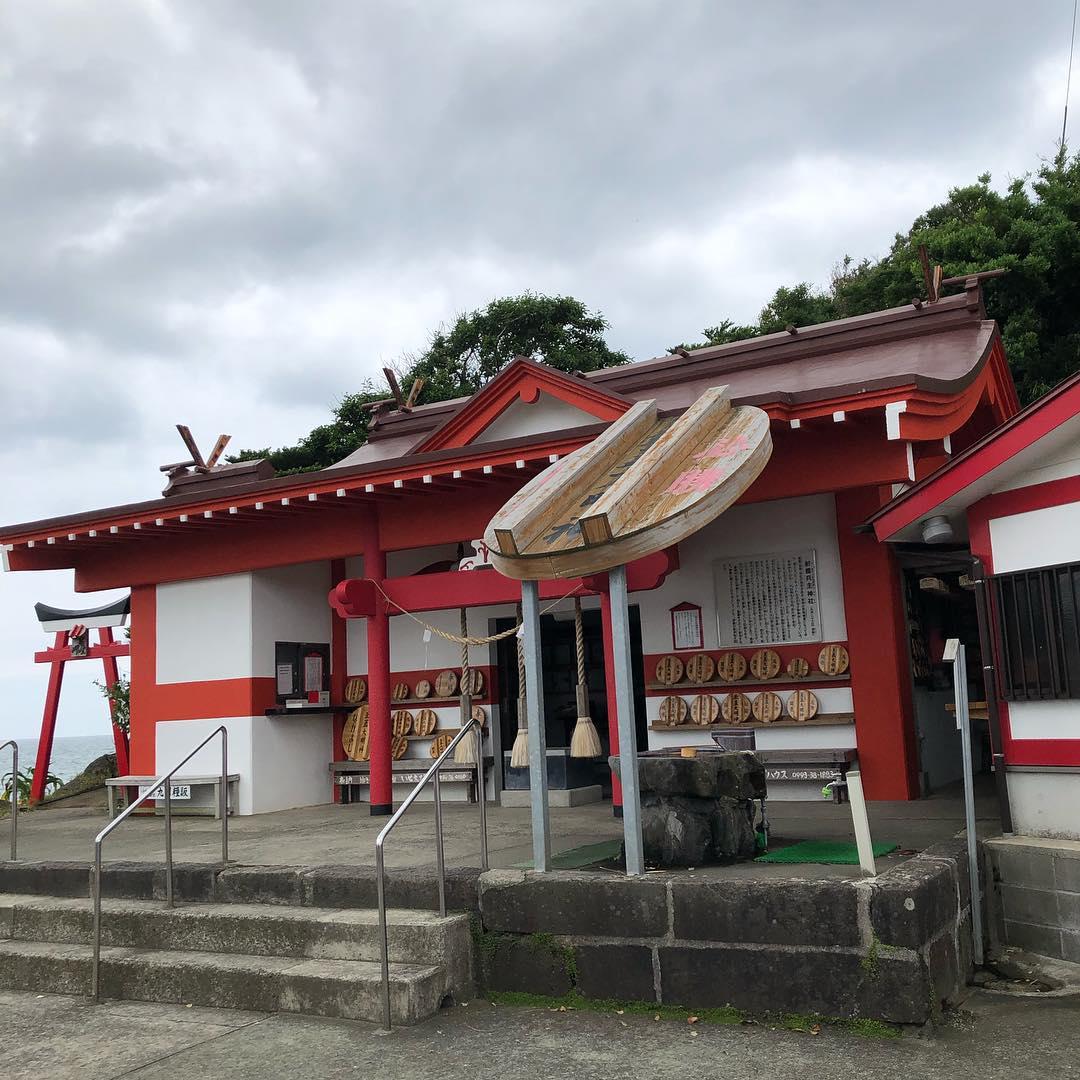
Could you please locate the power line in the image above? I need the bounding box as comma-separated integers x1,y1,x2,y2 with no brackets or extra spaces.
1063,0,1078,149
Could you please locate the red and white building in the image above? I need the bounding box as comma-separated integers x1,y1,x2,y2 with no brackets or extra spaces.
1,283,1019,817
869,370,1080,840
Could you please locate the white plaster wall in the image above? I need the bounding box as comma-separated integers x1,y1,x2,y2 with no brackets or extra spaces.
635,493,847,654
155,716,255,815
1008,700,1080,741
250,714,334,813
475,393,600,443
993,429,1080,493
1008,770,1080,840
156,575,253,684
251,561,333,676
990,503,1080,573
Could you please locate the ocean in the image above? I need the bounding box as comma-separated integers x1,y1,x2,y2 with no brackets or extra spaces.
10,735,116,785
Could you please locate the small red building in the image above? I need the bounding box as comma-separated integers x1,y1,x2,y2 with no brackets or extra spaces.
1,284,1017,815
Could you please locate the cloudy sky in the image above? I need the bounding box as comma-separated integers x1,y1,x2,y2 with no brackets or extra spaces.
0,0,1073,741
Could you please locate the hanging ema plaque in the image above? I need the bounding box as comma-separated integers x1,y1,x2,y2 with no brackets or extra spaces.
714,548,821,647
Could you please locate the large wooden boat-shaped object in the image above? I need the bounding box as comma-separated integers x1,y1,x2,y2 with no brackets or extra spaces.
484,385,772,580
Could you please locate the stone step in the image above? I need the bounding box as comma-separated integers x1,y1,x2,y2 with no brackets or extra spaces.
0,894,472,979
0,938,447,1024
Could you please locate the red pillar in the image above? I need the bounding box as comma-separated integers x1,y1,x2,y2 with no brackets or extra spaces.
361,514,393,816
330,559,348,803
598,583,624,816
31,632,67,804
835,487,919,800
98,627,131,776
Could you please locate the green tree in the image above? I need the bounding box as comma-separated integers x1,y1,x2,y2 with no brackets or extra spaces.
232,293,630,474
680,151,1080,403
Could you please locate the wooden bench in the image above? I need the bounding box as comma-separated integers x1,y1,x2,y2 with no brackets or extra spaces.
105,774,240,820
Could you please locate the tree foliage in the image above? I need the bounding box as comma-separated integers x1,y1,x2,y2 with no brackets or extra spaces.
232,293,630,475
679,151,1080,404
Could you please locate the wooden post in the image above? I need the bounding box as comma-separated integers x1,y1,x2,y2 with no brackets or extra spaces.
521,579,550,871
609,565,644,875
30,632,66,804
330,559,348,803
362,515,393,816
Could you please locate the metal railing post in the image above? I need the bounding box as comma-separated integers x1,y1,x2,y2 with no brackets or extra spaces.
92,842,102,1001
433,771,446,918
373,716,488,1030
1,741,17,861
221,728,229,863
164,782,173,908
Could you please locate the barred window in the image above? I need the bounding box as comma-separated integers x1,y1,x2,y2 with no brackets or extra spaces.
992,562,1080,700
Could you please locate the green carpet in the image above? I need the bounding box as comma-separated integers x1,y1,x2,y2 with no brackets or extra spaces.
513,839,623,870
756,839,898,865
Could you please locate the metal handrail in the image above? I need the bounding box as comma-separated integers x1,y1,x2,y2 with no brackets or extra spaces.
375,718,488,1031
91,725,229,1001
1,741,17,861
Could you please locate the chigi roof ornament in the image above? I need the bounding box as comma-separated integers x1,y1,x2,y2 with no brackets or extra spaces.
159,424,274,497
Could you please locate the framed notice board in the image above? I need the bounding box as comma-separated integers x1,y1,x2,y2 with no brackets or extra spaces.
274,641,331,705
714,549,821,647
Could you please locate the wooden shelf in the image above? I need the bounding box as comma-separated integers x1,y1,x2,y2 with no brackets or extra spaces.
646,673,850,693
649,714,855,732
265,704,352,716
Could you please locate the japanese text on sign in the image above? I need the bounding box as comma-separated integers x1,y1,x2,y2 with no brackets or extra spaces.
714,549,821,646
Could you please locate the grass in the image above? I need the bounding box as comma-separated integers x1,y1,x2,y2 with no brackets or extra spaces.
485,990,903,1039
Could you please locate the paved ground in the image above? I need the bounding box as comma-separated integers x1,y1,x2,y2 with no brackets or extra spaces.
16,782,999,882
2,987,1078,1080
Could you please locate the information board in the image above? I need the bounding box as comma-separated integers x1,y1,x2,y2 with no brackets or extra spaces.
714,549,821,646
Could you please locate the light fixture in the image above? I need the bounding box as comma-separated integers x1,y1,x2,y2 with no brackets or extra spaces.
921,515,954,544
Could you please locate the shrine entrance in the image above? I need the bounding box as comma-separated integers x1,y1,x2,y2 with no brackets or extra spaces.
493,606,647,800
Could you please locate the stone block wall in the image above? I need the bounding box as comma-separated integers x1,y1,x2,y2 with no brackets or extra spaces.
475,840,975,1025
984,835,1080,963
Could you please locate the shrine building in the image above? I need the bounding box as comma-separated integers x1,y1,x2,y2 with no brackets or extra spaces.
0,283,1017,816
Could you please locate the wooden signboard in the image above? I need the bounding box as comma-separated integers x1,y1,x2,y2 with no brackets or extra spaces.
655,655,684,686
716,652,747,682
484,387,772,579
690,694,720,726
413,709,438,737
685,653,715,684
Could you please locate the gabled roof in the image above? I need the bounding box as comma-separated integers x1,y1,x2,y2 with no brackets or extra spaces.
866,370,1080,543
409,356,634,454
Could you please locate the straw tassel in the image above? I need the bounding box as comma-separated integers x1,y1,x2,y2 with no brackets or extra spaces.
454,607,476,764
569,597,602,758
510,604,529,768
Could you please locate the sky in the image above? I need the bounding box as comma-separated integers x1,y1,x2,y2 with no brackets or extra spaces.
0,0,1075,739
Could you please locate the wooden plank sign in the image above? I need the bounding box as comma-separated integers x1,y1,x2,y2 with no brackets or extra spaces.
413,709,438,736
685,653,715,684
434,670,458,698
414,679,432,699
657,696,688,726
392,682,410,702
690,694,720,725
344,678,367,704
787,690,819,721
749,649,781,680
392,710,413,737
818,644,850,676
716,652,747,682
752,692,783,724
786,657,810,679
484,387,772,579
721,692,752,725
655,655,684,686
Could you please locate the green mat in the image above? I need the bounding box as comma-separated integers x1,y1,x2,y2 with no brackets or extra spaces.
512,839,623,870
755,839,898,865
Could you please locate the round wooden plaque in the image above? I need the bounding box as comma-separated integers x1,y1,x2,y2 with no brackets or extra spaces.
655,655,685,686
749,649,781,680
684,653,715,684
391,709,413,737
657,696,688,727
690,694,720,726
817,644,850,676
434,670,459,698
392,681,411,702
344,677,367,704
752,691,783,724
716,652,747,682
413,708,438,737
787,689,819,721
342,705,369,761
461,668,484,696
721,692,752,725
414,679,432,699
471,704,487,728
786,657,810,679
355,727,370,762
429,732,454,758
391,735,409,760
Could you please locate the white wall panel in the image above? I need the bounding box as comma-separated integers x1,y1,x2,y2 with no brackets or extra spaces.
476,393,601,443
990,503,1080,573
249,715,334,813
251,561,332,677
155,716,255,816
1008,701,1080,741
1008,770,1080,840
156,575,253,684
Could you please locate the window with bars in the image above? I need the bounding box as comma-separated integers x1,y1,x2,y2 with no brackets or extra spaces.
992,561,1080,700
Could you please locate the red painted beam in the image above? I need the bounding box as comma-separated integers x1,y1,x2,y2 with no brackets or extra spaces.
33,642,130,664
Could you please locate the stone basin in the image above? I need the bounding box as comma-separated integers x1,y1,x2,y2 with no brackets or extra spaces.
610,751,766,867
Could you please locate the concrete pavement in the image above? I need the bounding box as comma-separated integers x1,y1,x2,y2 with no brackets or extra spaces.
2,987,1078,1080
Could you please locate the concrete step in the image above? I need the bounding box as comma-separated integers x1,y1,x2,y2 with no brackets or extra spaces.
0,894,472,979
0,938,446,1024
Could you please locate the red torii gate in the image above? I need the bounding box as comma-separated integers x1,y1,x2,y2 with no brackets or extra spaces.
31,596,131,804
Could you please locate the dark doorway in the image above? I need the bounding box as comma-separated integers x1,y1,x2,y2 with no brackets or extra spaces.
494,605,648,793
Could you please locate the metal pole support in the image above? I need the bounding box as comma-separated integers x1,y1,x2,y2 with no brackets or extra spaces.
609,564,644,876
521,579,550,872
